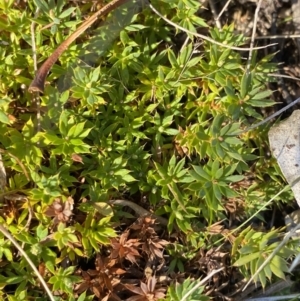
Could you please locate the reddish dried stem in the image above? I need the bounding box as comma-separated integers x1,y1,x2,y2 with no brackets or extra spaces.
29,0,129,93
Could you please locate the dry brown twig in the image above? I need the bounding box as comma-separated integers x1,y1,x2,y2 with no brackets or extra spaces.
29,0,278,94
0,148,30,181
108,199,168,226
30,9,39,73
30,8,41,134
29,0,130,93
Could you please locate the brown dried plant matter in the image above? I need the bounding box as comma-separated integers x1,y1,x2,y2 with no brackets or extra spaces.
130,217,169,260
44,197,74,224
75,254,126,300
189,247,231,298
111,230,142,264
73,217,169,300
125,276,166,301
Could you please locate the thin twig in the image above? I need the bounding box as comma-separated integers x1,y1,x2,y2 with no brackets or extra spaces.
31,8,39,72
216,0,232,22
179,36,191,53
149,4,276,51
256,34,300,39
0,149,30,181
30,8,41,135
0,152,6,193
23,198,33,232
183,71,300,85
0,224,56,301
245,277,293,300
244,293,300,301
289,251,300,272
176,42,203,84
108,199,168,226
212,185,291,247
233,281,262,301
234,96,300,136
243,222,300,291
246,0,262,74
41,21,56,31
208,0,221,29
29,0,129,93
265,72,300,82
267,3,293,105
180,268,224,301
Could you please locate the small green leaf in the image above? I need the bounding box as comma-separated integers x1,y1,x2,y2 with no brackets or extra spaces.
192,165,211,181
251,90,273,100
91,67,100,82
225,175,244,182
174,158,185,176
59,7,76,19
0,111,10,124
168,49,179,68
233,252,260,266
270,255,288,279
240,72,252,99
33,0,49,12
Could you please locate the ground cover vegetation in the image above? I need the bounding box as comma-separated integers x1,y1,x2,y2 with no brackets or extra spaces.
0,0,299,300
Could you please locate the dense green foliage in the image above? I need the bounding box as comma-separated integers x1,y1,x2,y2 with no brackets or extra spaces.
0,0,298,299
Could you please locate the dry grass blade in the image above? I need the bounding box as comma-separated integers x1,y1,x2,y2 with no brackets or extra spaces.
30,8,41,142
